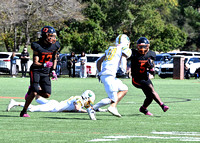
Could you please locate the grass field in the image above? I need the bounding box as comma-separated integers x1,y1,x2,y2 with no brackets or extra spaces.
0,77,199,143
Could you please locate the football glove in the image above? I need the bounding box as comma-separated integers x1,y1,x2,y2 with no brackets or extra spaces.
147,58,154,69
52,70,57,81
43,61,53,68
149,68,155,76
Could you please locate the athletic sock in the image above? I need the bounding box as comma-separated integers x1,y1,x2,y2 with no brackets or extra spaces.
35,97,49,104
93,98,111,110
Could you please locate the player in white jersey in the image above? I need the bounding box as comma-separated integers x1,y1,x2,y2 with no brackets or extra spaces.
79,51,87,78
7,90,98,120
92,34,132,117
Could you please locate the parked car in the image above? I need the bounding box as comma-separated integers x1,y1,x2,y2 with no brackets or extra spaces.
58,53,71,75
0,52,32,74
154,53,172,73
158,56,200,78
58,53,103,77
75,54,103,77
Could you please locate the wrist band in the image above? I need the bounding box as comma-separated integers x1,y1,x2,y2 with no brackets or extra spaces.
43,63,47,67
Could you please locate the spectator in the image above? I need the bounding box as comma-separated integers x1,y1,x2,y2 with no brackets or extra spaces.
184,64,190,79
21,46,30,78
79,51,87,78
68,52,77,77
56,52,61,77
10,52,19,78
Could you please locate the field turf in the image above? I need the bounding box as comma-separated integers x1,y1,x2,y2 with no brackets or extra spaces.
0,77,199,142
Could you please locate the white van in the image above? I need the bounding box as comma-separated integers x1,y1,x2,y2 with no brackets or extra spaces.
0,52,32,74
75,54,103,76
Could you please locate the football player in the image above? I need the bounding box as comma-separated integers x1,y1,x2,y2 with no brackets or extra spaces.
92,34,132,117
20,26,60,117
131,37,169,116
8,90,97,120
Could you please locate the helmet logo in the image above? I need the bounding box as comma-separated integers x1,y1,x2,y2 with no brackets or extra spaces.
43,28,49,32
88,93,92,97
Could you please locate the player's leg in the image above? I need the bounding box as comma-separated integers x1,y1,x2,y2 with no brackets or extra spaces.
141,80,169,113
110,78,128,107
132,78,153,116
7,99,34,111
38,75,51,98
20,71,40,117
29,100,59,112
35,95,49,104
101,76,121,117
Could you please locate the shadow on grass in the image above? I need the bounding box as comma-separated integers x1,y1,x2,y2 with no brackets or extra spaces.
0,114,19,117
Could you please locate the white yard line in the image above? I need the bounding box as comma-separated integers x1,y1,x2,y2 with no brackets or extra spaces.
87,131,200,142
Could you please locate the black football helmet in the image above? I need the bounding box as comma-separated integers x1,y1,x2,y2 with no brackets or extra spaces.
41,26,57,44
137,37,150,55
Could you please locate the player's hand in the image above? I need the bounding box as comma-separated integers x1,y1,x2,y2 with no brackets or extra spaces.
52,70,57,81
97,74,101,83
147,58,154,68
44,61,53,68
149,68,155,76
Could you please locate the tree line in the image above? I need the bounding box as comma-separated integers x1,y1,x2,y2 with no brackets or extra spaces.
0,0,199,54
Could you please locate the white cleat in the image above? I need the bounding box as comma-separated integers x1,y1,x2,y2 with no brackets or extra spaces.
108,106,121,117
95,108,108,112
7,99,17,111
87,108,96,120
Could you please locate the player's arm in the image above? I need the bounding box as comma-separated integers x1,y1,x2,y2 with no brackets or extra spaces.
120,53,128,74
52,52,57,70
96,54,106,73
73,102,87,113
33,51,43,67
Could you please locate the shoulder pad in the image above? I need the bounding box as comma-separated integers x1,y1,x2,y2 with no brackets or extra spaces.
122,47,132,58
31,41,42,52
149,50,156,60
55,41,61,51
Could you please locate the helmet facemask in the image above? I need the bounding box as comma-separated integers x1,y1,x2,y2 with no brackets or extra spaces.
46,33,57,44
137,44,149,55
81,90,95,108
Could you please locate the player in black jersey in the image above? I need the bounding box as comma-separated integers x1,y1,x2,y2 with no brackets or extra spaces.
20,26,60,117
131,37,169,116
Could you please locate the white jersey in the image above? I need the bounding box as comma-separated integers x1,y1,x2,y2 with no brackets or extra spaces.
58,96,84,112
79,56,87,66
29,96,85,112
100,44,128,77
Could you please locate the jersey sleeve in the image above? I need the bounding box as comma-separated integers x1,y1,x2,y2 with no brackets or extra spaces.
31,42,43,53
151,51,156,60
55,41,61,51
122,47,132,58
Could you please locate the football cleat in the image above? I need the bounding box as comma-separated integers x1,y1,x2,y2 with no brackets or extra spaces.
7,99,17,111
20,111,30,117
108,106,121,117
94,108,108,112
139,106,153,116
161,104,169,112
87,108,96,120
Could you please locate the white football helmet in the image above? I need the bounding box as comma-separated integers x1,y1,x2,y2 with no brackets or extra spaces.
81,90,95,108
122,47,132,58
115,34,130,47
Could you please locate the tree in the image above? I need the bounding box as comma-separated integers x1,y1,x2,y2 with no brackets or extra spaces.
0,0,84,51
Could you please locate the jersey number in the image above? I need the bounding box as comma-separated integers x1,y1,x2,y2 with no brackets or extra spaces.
40,54,52,63
139,61,147,73
105,48,117,61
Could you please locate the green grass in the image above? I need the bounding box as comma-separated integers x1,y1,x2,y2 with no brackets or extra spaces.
0,77,199,143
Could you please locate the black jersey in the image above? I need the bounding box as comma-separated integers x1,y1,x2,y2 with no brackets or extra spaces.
31,40,60,74
131,49,156,80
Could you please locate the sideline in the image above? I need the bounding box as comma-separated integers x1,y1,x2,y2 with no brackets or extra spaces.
0,96,24,99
